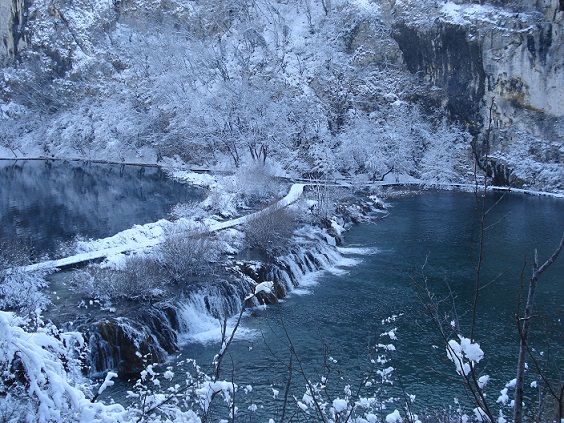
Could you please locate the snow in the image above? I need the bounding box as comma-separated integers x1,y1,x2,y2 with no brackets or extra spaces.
459,337,484,363
333,398,348,413
497,388,510,405
505,378,517,388
254,281,274,296
196,380,235,413
478,375,490,389
0,311,128,422
349,0,381,15
385,409,402,423
169,170,219,188
97,372,118,396
440,2,529,26
1,0,562,418
18,183,306,273
447,335,484,376
381,329,398,341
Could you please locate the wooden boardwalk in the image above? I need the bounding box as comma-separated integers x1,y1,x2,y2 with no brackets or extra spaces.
18,184,305,273
14,180,563,274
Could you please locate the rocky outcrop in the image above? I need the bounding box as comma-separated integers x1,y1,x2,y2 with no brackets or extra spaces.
392,1,563,188
86,306,179,378
393,21,486,134
1,0,30,58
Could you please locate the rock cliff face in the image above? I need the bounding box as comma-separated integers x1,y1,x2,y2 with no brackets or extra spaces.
393,21,486,134
0,0,30,58
392,1,563,188
1,0,562,190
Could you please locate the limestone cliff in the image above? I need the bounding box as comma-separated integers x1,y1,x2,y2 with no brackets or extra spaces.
1,0,30,58
0,0,562,191
392,0,563,188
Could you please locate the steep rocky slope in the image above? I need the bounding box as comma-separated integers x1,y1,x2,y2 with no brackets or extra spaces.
1,0,562,191
392,0,563,188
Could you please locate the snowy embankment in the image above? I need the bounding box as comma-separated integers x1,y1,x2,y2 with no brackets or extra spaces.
19,183,305,273
371,181,564,198
17,176,562,275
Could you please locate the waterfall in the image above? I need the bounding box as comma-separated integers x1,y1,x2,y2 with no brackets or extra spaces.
270,226,350,291
87,314,172,378
174,225,350,344
86,225,353,375
176,278,256,344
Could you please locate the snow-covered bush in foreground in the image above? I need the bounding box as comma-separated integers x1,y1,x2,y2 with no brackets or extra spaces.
0,311,127,422
0,241,52,318
0,309,240,422
0,304,536,422
0,267,50,317
0,304,421,423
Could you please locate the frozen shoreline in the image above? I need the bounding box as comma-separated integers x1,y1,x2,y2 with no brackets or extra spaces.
3,154,563,198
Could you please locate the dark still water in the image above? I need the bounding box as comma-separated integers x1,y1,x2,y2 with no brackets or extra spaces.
183,191,564,419
0,160,204,258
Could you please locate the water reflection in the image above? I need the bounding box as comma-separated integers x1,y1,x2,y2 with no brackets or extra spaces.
0,160,204,258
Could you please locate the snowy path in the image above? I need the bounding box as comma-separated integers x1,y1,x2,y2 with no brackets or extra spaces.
20,184,305,273
206,183,305,231
16,178,562,274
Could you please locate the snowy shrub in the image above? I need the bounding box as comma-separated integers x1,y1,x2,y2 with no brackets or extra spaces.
201,191,240,219
169,200,204,220
76,256,167,301
244,206,297,254
0,241,51,317
419,121,472,183
118,256,169,297
303,183,342,222
335,106,472,184
0,311,127,422
73,226,221,301
0,268,50,317
272,314,416,423
231,163,285,202
159,226,218,281
123,355,240,422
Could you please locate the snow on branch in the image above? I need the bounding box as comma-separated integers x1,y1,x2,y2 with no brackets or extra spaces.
0,311,127,422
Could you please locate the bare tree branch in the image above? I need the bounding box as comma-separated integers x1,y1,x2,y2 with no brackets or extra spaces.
514,233,564,423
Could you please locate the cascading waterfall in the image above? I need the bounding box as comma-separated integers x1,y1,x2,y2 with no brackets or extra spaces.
269,226,346,295
176,278,255,344
86,225,350,375
89,332,115,376
87,315,172,377
174,226,348,345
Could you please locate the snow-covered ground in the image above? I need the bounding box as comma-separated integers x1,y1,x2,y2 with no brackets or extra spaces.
17,171,563,275
19,181,305,273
